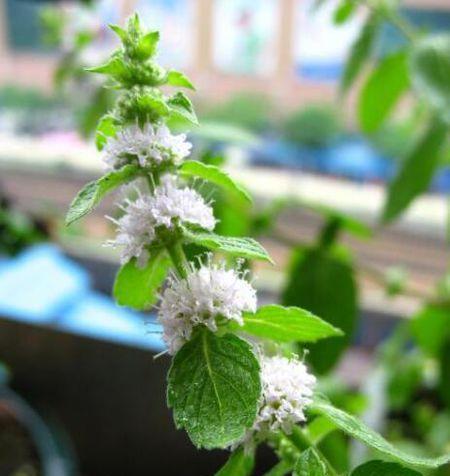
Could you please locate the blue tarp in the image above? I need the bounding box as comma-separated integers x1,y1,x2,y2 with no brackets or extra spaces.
0,245,164,352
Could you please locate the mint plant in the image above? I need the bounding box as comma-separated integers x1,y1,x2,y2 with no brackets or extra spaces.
66,15,450,475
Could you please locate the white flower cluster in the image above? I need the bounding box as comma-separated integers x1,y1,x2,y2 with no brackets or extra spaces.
108,176,215,266
253,355,316,435
103,123,192,170
158,262,257,355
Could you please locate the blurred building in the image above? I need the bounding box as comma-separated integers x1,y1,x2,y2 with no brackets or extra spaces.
0,0,449,106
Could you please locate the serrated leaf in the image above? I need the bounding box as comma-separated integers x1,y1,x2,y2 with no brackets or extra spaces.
351,460,422,476
310,400,450,469
410,33,450,124
341,12,380,94
65,165,140,226
238,305,343,343
358,51,410,132
95,115,117,151
166,70,195,90
282,247,357,374
294,448,328,476
167,329,261,449
167,91,198,126
215,447,255,476
382,118,447,223
179,160,252,204
182,228,273,263
113,251,170,310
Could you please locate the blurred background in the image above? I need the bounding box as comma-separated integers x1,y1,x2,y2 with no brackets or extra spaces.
0,0,449,475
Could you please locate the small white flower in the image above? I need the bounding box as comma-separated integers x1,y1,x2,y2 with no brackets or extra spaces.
107,176,215,266
253,355,316,435
103,123,192,170
158,261,257,355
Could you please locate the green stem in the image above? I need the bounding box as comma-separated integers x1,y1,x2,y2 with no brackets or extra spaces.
262,460,294,476
288,427,339,476
166,240,188,279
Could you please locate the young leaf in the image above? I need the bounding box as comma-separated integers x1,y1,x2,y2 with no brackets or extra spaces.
167,329,261,449
166,70,195,90
310,400,450,469
282,247,357,374
294,448,328,476
340,12,380,94
351,460,422,476
87,56,127,77
358,51,410,133
410,33,450,124
239,305,343,343
95,114,117,151
215,447,255,476
65,165,140,225
137,31,160,59
182,228,273,263
179,160,252,204
113,251,170,310
109,24,127,42
382,118,448,223
167,91,198,126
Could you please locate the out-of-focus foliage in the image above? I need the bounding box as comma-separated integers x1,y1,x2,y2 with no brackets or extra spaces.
282,104,343,148
0,190,47,257
201,92,274,133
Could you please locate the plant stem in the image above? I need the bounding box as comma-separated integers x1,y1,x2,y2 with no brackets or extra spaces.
262,460,294,476
287,427,339,476
166,240,188,279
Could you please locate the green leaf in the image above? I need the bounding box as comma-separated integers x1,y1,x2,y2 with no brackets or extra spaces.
215,448,255,476
238,305,343,343
182,228,273,263
167,91,198,126
113,251,170,310
65,165,140,226
340,12,380,94
95,115,117,151
167,329,261,449
310,400,450,469
351,460,422,476
294,448,328,476
137,31,160,59
87,56,127,76
179,160,252,204
109,24,127,42
382,118,448,223
282,247,357,374
358,51,410,133
333,0,356,25
166,70,195,90
410,306,450,357
410,34,450,124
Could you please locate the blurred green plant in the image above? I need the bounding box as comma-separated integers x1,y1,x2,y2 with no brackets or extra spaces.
0,190,47,256
201,92,274,133
282,104,343,148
